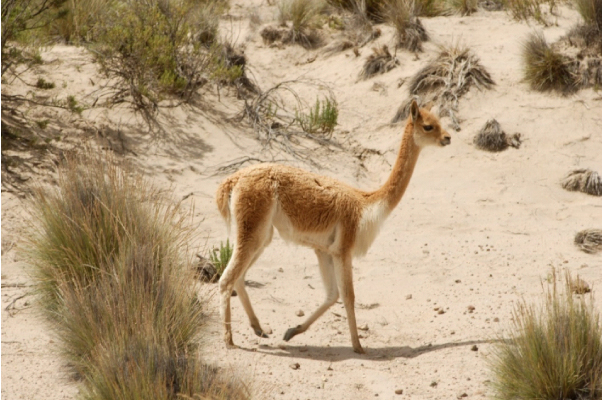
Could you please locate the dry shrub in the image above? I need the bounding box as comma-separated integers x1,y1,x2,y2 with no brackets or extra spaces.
397,44,494,130
382,0,429,52
447,0,478,15
359,45,400,79
575,229,602,254
561,168,602,196
503,0,555,25
522,32,578,93
473,119,522,151
277,0,325,48
570,275,592,294
574,0,602,31
490,270,602,400
26,151,249,400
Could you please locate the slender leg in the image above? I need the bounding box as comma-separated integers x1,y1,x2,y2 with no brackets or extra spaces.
283,249,339,341
234,248,272,338
333,254,364,354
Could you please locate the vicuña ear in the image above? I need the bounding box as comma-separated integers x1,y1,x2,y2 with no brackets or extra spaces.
410,100,420,122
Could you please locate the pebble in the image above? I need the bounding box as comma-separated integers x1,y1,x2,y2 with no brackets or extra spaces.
289,363,300,370
296,310,305,317
395,389,403,395
406,294,412,300
430,381,438,387
471,345,478,351
358,324,369,331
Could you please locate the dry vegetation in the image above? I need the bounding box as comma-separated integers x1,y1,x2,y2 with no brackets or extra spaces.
561,168,602,196
574,229,602,254
490,271,602,400
473,119,522,152
392,44,495,129
359,45,400,79
25,151,249,400
382,0,429,52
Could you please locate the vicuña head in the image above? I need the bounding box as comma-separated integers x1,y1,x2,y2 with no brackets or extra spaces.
215,100,450,354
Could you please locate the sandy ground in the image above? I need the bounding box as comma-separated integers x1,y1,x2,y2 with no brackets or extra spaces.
2,1,602,399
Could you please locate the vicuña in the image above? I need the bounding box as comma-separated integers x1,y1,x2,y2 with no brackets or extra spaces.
216,101,451,353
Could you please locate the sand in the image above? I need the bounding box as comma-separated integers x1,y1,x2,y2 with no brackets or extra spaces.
2,1,602,399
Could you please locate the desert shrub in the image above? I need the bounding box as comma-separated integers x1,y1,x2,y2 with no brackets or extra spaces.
490,271,602,400
296,97,339,135
561,168,602,196
523,32,578,93
27,151,249,399
210,239,234,277
473,119,521,151
50,0,115,43
278,0,325,48
574,0,602,30
447,0,478,15
90,0,225,111
575,229,602,254
1,0,67,77
381,0,429,52
359,45,400,78
396,43,494,129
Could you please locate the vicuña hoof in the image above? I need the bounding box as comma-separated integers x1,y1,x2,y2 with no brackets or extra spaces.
254,327,270,338
353,346,366,354
283,325,302,341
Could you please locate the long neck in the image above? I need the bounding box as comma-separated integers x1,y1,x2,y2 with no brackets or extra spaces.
371,122,421,211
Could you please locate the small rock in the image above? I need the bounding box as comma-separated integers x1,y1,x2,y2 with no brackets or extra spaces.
450,330,456,335
493,317,500,322
327,365,333,371
289,363,300,370
467,305,475,313
430,381,438,387
471,345,478,351
438,309,445,315
358,324,369,331
296,310,305,317
455,279,462,283
278,267,284,272
406,294,412,300
458,393,468,398
395,389,404,395
299,347,308,352
278,344,287,350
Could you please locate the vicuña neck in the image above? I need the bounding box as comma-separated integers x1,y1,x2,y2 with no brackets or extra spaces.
371,122,421,211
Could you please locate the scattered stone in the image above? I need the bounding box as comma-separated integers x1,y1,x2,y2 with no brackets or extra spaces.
406,294,413,300
467,305,475,313
438,309,445,315
430,381,438,387
455,279,462,283
493,317,500,322
296,309,305,317
471,345,478,351
450,330,456,335
327,365,333,371
395,389,404,395
458,393,468,398
289,362,300,370
358,324,369,331
278,267,284,272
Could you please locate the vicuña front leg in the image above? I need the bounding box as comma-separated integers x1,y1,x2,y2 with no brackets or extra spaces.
334,254,364,354
284,249,339,341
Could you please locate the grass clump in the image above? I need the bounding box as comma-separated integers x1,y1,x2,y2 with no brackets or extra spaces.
490,270,602,400
381,0,429,52
277,0,325,48
296,97,339,135
561,168,602,196
574,0,602,30
26,150,248,399
359,45,400,79
210,239,234,277
575,229,602,254
36,77,55,89
523,32,578,93
473,119,521,151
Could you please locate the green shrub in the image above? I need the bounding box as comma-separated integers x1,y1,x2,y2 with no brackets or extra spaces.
296,97,339,135
36,77,55,89
90,0,224,111
66,95,84,114
26,151,249,399
522,32,577,93
210,239,233,277
490,271,602,400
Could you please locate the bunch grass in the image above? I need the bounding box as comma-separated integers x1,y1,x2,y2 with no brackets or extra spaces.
490,270,602,400
210,239,234,277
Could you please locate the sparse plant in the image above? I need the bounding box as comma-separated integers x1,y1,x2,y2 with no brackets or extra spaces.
35,77,55,89
561,168,602,196
296,97,339,135
447,0,478,15
26,150,249,399
381,0,429,52
66,95,83,114
210,239,233,277
278,0,325,48
523,33,578,93
359,45,400,79
503,0,556,25
35,119,49,129
490,270,602,400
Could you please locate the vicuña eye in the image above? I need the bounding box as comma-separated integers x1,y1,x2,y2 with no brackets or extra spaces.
423,125,433,131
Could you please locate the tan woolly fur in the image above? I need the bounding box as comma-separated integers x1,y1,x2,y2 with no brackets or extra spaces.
215,101,451,354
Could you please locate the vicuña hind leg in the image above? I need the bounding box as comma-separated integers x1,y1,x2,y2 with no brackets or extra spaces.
284,249,339,342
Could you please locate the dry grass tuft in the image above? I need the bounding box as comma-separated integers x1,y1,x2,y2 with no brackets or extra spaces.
359,45,400,79
561,168,602,196
382,0,429,52
473,119,522,151
574,0,602,30
522,32,578,93
277,0,325,48
490,270,602,400
26,150,249,400
448,0,478,15
400,44,494,130
575,229,602,254
569,275,592,294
